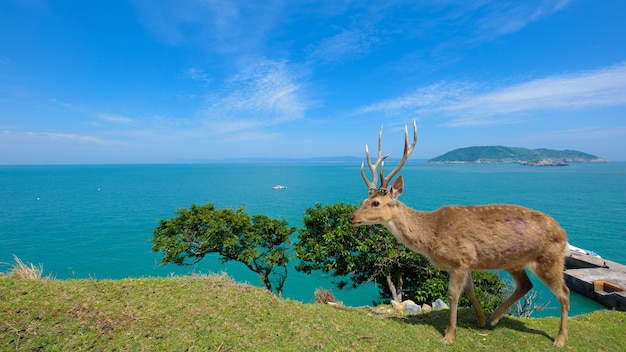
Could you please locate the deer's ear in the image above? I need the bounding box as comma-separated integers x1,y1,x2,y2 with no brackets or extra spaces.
390,175,404,199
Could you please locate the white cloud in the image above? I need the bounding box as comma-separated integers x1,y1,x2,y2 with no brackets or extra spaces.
358,81,479,114
468,0,571,42
530,126,626,140
3,130,114,144
182,68,211,86
359,62,626,126
97,113,133,124
203,59,309,127
132,0,284,54
448,62,626,121
306,29,383,64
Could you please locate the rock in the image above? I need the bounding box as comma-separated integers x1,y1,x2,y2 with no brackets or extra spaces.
404,302,422,315
391,299,423,315
391,300,403,312
421,303,432,313
433,299,449,310
401,300,416,307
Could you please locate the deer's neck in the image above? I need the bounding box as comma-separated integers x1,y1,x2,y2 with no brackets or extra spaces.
383,202,436,258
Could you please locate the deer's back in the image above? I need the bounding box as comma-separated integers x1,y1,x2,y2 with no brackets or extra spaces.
426,204,567,270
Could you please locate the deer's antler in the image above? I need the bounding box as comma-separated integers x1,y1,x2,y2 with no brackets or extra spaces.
360,126,390,191
360,120,418,191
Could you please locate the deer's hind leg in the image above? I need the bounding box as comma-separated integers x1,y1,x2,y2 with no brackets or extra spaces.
531,259,570,347
464,271,486,327
488,269,532,327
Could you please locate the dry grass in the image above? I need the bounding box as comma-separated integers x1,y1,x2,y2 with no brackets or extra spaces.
1,255,51,280
314,288,338,304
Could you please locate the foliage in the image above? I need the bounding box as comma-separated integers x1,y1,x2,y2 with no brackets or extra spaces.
461,271,506,314
375,262,505,313
151,201,505,308
295,202,423,302
1,276,624,351
151,203,295,296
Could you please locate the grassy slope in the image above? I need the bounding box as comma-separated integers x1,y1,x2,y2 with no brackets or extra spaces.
1,275,624,351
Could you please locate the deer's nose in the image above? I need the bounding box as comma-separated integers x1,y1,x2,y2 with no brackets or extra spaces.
348,215,355,224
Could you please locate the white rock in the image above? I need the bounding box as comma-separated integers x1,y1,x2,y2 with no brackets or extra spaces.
433,299,449,310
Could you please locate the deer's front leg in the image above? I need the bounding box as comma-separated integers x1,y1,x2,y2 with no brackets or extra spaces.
443,269,467,345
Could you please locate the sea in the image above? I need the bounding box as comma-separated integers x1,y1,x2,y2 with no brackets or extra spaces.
1,162,625,317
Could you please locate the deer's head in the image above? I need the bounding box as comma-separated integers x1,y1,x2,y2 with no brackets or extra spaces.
348,121,417,226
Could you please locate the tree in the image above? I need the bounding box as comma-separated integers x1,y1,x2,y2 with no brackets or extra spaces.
295,202,506,311
295,202,437,303
151,203,295,296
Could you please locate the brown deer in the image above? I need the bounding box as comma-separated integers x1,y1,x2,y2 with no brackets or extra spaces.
348,121,570,347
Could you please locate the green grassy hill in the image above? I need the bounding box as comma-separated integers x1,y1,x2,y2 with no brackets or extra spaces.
1,275,624,351
429,146,605,164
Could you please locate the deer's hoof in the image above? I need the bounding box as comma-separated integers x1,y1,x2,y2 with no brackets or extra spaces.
441,335,455,345
553,335,567,348
477,317,486,328
487,317,501,327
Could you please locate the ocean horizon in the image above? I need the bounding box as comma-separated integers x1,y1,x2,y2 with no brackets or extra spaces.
2,162,624,317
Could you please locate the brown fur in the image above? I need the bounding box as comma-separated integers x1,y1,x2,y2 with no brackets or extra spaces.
349,175,570,347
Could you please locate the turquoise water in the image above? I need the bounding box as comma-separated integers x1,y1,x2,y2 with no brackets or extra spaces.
1,162,625,316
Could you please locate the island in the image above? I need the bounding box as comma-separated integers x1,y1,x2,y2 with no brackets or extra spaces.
428,146,606,166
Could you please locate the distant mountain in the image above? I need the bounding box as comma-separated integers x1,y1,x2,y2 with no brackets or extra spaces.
178,156,364,164
428,146,605,166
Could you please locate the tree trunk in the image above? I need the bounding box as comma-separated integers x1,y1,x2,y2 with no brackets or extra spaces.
386,274,402,302
260,272,273,293
396,270,404,301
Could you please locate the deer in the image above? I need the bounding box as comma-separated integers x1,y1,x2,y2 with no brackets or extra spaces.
347,121,570,347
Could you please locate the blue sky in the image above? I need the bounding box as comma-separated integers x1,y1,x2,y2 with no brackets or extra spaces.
1,0,626,164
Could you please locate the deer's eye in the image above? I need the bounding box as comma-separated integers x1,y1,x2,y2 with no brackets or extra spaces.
371,200,380,207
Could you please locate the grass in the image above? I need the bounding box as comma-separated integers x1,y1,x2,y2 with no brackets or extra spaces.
0,255,51,280
1,262,625,351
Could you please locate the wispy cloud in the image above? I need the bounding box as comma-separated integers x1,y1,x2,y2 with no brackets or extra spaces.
530,126,626,140
306,28,383,64
467,0,571,43
132,0,284,54
359,62,626,126
97,113,133,124
182,68,211,86
2,130,115,144
202,59,309,130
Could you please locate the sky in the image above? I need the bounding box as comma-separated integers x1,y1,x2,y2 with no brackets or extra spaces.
1,0,626,164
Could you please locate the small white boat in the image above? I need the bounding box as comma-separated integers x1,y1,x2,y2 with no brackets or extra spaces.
568,244,601,258
271,185,287,190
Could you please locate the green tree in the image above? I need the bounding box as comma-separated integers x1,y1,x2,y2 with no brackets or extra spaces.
295,202,436,303
296,202,506,311
151,203,295,296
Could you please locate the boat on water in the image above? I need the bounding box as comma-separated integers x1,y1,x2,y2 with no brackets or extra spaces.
568,243,601,258
271,185,287,190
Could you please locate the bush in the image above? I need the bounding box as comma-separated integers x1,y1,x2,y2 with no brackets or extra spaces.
314,288,337,304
